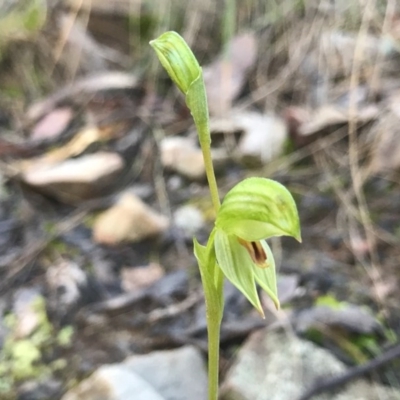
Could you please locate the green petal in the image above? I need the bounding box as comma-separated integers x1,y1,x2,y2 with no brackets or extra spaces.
214,229,264,316
253,240,280,310
150,31,201,95
216,177,301,241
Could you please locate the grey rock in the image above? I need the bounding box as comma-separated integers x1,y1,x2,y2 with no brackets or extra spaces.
12,287,43,338
62,345,207,400
173,205,205,237
277,274,300,305
293,304,381,335
18,378,62,400
61,365,164,400
220,329,399,400
124,345,207,400
46,259,87,311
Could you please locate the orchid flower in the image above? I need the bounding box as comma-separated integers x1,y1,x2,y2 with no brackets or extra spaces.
151,31,301,400
196,177,300,316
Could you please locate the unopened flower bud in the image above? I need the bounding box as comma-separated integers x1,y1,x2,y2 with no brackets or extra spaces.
150,31,201,94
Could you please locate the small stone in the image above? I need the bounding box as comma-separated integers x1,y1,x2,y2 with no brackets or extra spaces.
46,259,87,311
21,152,124,204
221,329,343,400
173,205,205,237
61,346,207,400
61,365,164,400
293,304,381,335
12,287,42,339
18,378,62,400
124,345,208,400
160,137,205,180
277,274,300,305
121,263,165,293
93,192,169,244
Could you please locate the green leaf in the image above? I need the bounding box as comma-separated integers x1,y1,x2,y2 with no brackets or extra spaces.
193,230,217,282
252,240,280,309
214,230,263,316
150,31,201,95
193,234,222,313
216,177,301,242
193,237,207,265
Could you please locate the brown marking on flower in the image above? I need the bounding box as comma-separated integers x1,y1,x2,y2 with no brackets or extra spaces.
238,238,269,268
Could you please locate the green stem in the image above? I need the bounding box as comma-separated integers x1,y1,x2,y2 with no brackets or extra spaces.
150,31,225,400
207,303,222,400
198,128,224,400
199,261,224,400
199,136,221,212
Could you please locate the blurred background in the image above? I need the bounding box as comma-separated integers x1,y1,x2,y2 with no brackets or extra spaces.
1,0,400,399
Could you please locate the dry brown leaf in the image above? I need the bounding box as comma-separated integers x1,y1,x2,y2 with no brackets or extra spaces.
371,130,400,173
388,92,400,119
56,11,126,76
19,124,122,171
301,105,378,136
27,71,138,122
237,112,287,165
31,107,74,141
204,32,257,116
21,152,124,204
209,111,287,165
36,126,102,164
63,0,142,15
302,31,391,83
370,95,400,173
285,104,378,146
93,192,169,244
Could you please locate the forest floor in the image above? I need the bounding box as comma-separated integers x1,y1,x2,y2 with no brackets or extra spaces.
2,1,400,399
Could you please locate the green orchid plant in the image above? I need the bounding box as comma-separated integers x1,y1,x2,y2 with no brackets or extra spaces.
151,31,301,400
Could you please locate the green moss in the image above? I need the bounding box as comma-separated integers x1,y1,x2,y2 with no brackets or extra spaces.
57,326,74,347
45,239,80,259
315,294,342,309
0,295,74,396
0,0,46,50
8,340,42,380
